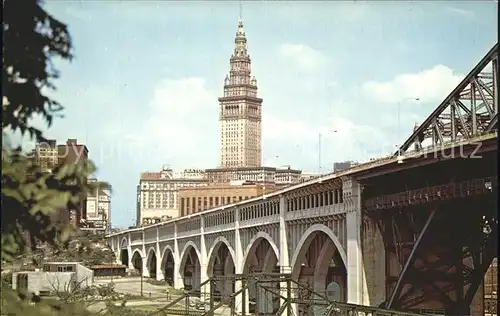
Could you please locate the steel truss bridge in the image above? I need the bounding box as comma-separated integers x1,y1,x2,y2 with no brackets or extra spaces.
150,273,424,316
108,43,498,316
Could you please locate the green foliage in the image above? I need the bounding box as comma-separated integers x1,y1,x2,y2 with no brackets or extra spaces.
0,281,151,316
3,0,73,139
28,231,117,267
2,0,109,262
2,0,116,315
2,147,103,261
1,288,94,316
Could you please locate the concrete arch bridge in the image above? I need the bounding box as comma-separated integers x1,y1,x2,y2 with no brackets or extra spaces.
108,44,498,316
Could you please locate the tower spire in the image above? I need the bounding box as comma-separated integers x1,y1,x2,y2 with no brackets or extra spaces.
239,0,243,22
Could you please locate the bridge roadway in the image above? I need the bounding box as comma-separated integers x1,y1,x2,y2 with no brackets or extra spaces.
107,44,498,316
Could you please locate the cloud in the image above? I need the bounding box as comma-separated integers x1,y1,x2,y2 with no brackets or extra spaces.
264,114,316,141
362,65,464,103
98,77,218,168
444,7,475,18
262,111,393,171
279,44,328,72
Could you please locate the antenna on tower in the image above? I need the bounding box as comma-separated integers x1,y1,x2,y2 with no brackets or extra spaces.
239,0,243,22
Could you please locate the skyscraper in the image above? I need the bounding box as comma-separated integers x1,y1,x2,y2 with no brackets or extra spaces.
218,20,262,168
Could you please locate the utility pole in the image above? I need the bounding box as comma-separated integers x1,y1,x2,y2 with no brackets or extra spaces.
396,97,420,159
318,133,322,174
140,257,144,296
318,130,337,174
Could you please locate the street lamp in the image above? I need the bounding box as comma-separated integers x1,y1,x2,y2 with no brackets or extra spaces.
396,97,420,163
140,255,146,296
318,129,338,174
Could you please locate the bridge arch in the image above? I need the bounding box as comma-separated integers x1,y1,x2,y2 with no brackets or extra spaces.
290,224,347,270
120,237,128,249
207,236,236,272
243,232,280,314
179,241,202,291
146,247,157,279
118,238,129,265
242,231,279,270
131,249,144,272
290,224,347,316
161,245,176,286
207,237,236,302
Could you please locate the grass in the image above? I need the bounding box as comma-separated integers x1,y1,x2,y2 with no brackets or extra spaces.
144,279,185,296
146,279,168,286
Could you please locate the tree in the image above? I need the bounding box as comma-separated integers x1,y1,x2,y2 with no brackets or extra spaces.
2,0,109,315
2,0,105,262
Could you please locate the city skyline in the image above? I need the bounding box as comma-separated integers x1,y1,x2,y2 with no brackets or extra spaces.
11,1,497,228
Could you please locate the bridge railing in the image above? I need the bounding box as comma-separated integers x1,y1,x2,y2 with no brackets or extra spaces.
149,273,425,316
364,177,497,211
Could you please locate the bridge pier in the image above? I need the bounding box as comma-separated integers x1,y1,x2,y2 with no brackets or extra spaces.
344,178,370,306
234,207,249,315
279,196,297,316
155,241,164,281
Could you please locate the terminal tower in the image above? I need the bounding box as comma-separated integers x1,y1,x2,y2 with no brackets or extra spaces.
218,20,263,168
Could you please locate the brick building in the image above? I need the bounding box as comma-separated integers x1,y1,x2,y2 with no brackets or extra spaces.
32,138,89,226
178,181,278,216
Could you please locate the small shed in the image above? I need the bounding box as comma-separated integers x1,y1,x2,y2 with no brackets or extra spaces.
91,265,127,278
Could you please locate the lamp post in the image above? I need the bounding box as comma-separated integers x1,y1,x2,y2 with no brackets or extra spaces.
396,97,420,163
318,129,338,174
140,255,145,296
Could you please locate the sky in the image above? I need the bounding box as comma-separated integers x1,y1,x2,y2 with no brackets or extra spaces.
14,0,497,228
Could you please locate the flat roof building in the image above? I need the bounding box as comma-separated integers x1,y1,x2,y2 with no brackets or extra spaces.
178,181,279,217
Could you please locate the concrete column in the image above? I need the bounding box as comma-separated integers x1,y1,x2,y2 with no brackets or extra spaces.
234,207,249,314
279,195,297,316
141,231,149,277
156,226,164,281
200,216,210,303
344,177,367,305
173,222,182,289
127,233,133,269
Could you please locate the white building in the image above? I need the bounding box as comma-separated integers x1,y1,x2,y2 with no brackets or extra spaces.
85,178,111,231
137,166,208,226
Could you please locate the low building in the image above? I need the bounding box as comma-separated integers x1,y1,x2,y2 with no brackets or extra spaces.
299,172,319,182
137,166,209,225
30,138,90,227
178,181,278,216
91,265,127,278
12,262,93,295
204,166,303,185
84,178,111,232
333,161,356,172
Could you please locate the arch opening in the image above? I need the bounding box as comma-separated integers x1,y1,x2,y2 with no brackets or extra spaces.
243,237,280,315
291,231,346,316
181,246,201,295
162,249,175,286
146,249,157,279
207,242,235,303
131,251,143,272
120,249,129,266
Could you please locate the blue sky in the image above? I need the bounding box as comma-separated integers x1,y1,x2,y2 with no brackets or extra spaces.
18,1,497,228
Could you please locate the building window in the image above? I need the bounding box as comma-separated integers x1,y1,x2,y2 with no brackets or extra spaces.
57,265,74,272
